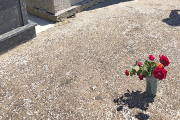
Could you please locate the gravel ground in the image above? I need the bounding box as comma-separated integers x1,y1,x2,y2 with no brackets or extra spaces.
0,0,180,119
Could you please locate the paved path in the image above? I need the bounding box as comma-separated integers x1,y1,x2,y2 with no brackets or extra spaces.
0,0,180,119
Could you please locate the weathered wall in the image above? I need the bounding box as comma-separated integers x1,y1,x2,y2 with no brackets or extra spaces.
26,0,56,14
25,0,85,14
54,0,71,13
25,0,104,22
70,0,84,5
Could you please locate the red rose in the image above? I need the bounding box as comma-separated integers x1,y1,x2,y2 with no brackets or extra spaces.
152,67,167,80
125,70,129,76
159,55,169,67
138,62,143,67
139,75,144,80
149,54,155,61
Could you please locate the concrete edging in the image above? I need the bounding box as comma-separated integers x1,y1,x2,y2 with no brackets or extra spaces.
26,0,105,22
0,20,36,54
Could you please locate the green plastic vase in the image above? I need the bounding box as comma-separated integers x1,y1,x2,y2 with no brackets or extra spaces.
146,76,158,96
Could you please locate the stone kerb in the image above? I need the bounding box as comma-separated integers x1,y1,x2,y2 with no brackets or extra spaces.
0,0,36,54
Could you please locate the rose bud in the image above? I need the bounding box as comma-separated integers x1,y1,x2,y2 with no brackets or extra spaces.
138,62,143,67
139,75,144,80
149,54,155,61
125,70,129,76
159,55,169,67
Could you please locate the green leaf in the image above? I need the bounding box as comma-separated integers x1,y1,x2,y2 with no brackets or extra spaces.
151,62,156,69
137,69,142,75
144,60,150,66
142,64,148,71
148,72,152,77
130,71,133,76
134,61,138,66
148,62,157,76
142,70,148,77
132,69,136,75
141,61,150,76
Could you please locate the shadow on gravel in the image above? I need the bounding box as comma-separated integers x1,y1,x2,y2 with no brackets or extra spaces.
162,10,180,26
114,90,154,120
86,0,133,11
135,113,150,120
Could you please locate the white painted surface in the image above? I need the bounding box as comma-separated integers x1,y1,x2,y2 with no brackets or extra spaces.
28,14,54,34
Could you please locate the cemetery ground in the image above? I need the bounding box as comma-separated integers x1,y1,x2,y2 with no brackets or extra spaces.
0,0,180,119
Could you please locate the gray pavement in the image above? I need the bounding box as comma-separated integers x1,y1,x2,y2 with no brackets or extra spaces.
28,14,54,34
0,0,180,119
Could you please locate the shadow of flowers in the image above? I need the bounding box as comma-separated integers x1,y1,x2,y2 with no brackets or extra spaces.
162,10,180,26
135,113,150,120
114,90,154,120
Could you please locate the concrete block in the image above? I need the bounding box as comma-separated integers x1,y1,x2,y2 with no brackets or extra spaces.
26,0,105,22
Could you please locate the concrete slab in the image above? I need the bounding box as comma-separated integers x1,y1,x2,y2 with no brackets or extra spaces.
28,14,54,34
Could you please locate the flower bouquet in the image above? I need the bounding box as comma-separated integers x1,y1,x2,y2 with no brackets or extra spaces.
125,55,170,96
